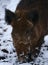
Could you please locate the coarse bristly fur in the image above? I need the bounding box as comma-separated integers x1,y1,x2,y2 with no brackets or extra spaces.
5,0,48,63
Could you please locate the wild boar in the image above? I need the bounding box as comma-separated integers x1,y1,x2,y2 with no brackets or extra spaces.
5,0,48,62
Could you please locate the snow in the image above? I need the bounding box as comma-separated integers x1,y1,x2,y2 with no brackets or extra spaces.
44,35,48,45
0,0,20,65
19,63,31,65
0,0,48,65
0,62,13,65
6,0,21,12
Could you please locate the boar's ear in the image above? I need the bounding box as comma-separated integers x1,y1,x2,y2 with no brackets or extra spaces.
5,9,16,25
27,10,39,25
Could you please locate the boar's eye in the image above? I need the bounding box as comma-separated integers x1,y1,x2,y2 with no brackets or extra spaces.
27,10,39,24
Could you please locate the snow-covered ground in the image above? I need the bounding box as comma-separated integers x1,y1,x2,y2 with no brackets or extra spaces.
0,0,48,65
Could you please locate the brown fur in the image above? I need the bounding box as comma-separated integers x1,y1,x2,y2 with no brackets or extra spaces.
5,0,48,62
